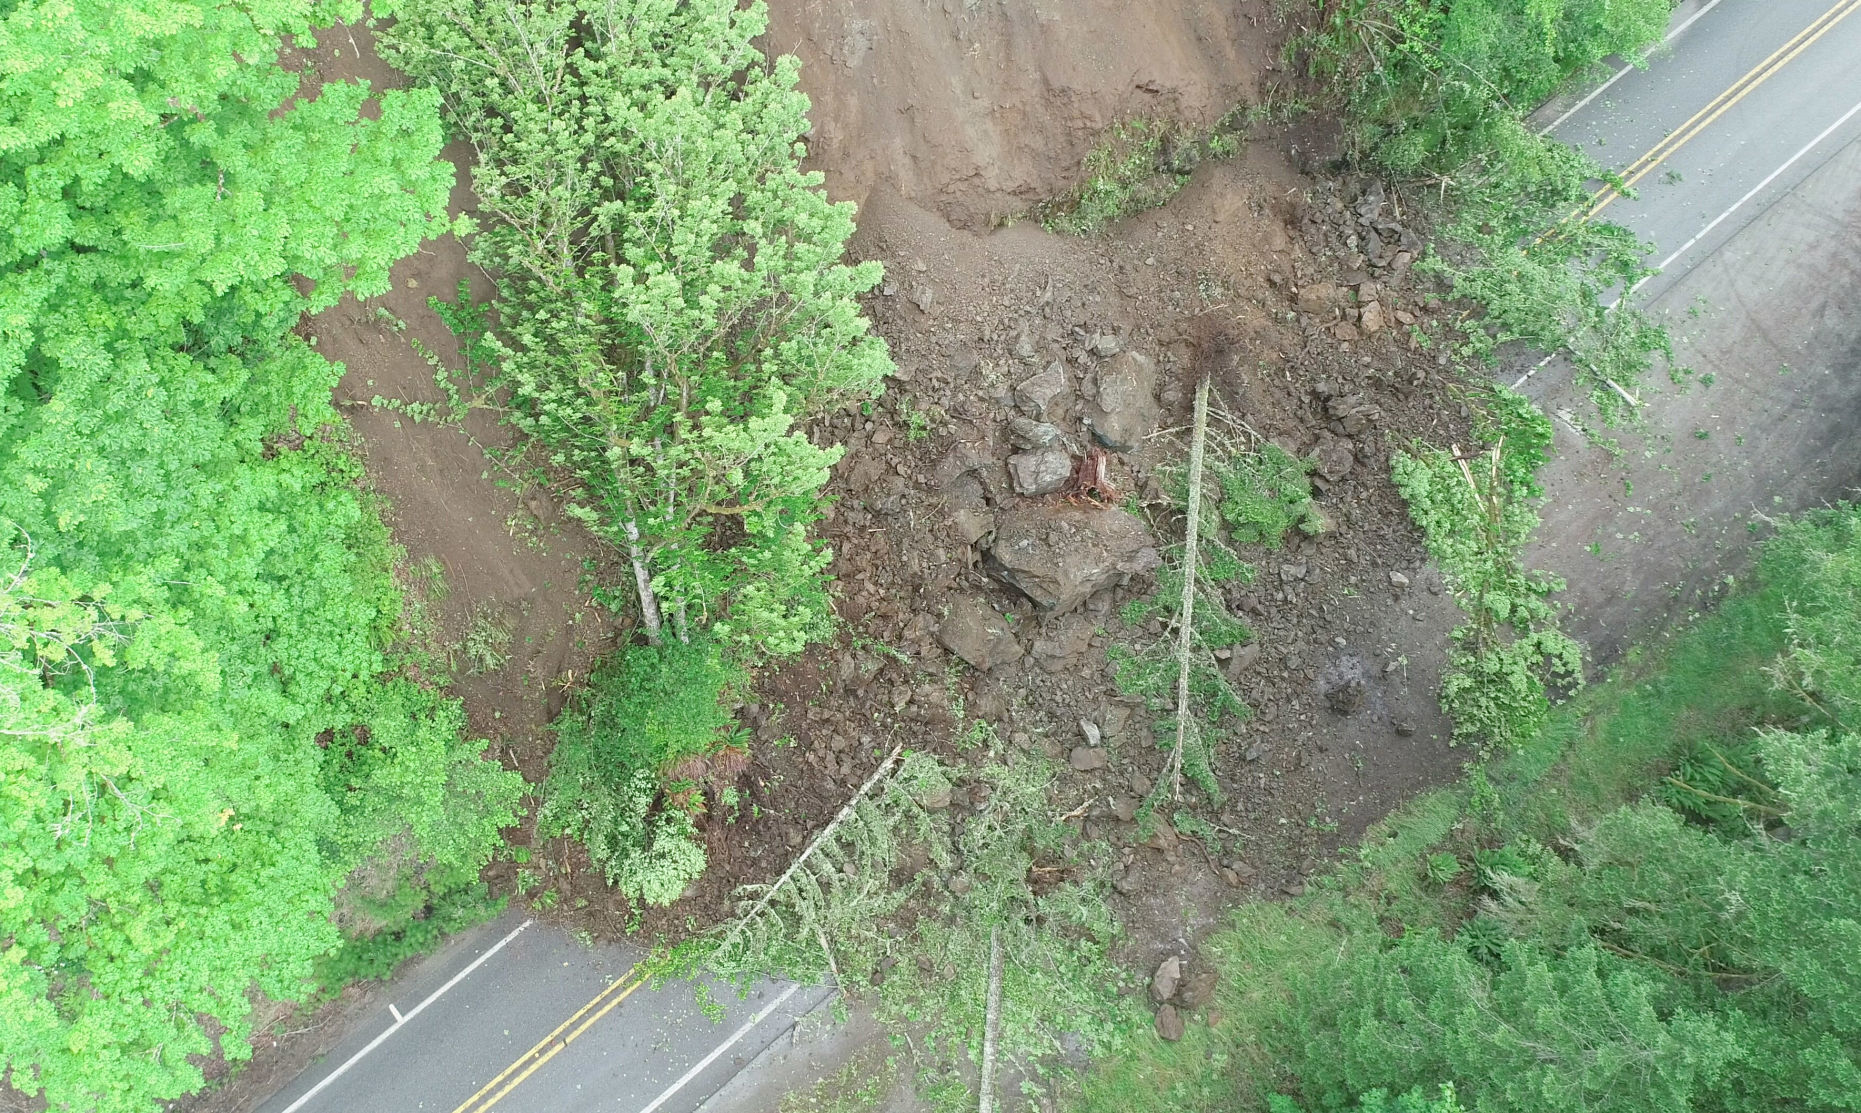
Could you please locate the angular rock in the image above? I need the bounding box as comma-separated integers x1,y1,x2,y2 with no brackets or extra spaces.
1155,1004,1185,1042
1008,446,1073,496
1313,436,1356,482
1007,416,1064,450
1225,641,1262,680
1296,282,1340,315
936,595,1023,671
1359,301,1386,334
1070,746,1109,772
1331,322,1361,342
1150,955,1182,1003
1179,968,1219,1010
1388,570,1410,589
1091,333,1123,357
953,509,996,547
986,505,1160,615
1110,795,1139,822
1085,351,1160,452
1014,360,1067,420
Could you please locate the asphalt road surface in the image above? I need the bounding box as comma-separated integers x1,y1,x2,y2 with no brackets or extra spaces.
249,5,1861,1112
1533,0,1861,304
253,913,830,1113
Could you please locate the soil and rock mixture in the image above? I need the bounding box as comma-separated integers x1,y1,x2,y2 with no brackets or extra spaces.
182,6,1527,1108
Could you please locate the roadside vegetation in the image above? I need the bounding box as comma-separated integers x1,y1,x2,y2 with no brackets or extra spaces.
1076,503,1861,1112
1298,0,1677,420
379,0,893,904
0,3,523,1109
1392,387,1582,749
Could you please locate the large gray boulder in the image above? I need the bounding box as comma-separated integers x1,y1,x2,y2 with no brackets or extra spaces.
1086,351,1160,452
985,504,1160,615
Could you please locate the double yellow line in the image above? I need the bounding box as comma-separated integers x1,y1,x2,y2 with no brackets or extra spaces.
1582,0,1861,222
450,965,648,1113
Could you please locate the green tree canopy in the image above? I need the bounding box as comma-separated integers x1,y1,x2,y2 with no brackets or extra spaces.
0,3,519,1108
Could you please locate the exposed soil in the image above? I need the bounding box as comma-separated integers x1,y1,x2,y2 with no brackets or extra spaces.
764,0,1278,229
183,8,1496,1109
187,2,1861,1110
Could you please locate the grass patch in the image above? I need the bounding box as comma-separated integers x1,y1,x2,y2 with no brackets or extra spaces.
1040,113,1244,235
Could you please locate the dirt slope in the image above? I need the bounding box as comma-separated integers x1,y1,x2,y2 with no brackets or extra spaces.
767,0,1276,228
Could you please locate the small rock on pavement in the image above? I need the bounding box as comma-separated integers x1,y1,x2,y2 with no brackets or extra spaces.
1154,1004,1186,1042
1069,746,1109,772
1008,446,1072,496
1150,955,1182,1003
1085,351,1160,452
936,595,1023,672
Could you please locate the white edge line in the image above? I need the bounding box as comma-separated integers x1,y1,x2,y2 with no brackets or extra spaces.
634,982,805,1113
277,918,534,1113
1538,0,1727,136
1630,93,1861,296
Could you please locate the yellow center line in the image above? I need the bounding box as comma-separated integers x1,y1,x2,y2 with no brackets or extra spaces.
451,966,647,1113
1585,0,1861,222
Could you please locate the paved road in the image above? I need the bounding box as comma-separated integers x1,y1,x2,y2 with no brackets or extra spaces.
1517,0,1861,655
254,914,830,1113
1531,0,1861,304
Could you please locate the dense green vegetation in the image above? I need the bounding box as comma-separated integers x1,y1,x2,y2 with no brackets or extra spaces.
0,2,521,1108
1301,0,1676,418
1077,505,1861,1112
1392,387,1582,748
379,0,892,900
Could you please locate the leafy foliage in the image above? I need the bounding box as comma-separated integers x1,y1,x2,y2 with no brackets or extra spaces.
0,5,521,1108
381,0,896,900
1113,543,1254,801
1297,0,1676,418
538,639,745,906
1392,390,1582,748
1212,442,1327,548
1299,0,1670,177
379,0,891,657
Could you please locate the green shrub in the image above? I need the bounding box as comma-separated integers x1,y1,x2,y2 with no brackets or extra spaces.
1297,0,1677,418
1393,390,1582,748
538,639,745,906
1212,442,1326,548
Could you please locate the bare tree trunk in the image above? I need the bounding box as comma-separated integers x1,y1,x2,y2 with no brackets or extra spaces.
623,519,664,645
1170,375,1213,800
979,925,1005,1113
